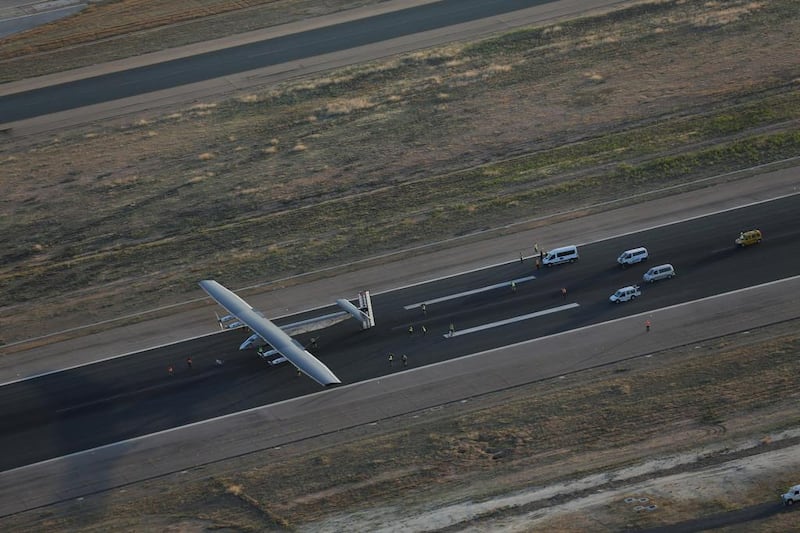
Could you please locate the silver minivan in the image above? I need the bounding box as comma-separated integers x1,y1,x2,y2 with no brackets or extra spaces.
643,264,675,283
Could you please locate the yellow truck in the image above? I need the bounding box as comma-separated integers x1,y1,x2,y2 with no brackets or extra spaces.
735,229,762,247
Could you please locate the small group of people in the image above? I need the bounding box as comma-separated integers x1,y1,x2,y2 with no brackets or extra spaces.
408,324,429,335
388,352,408,368
522,245,545,268
167,356,194,375
168,356,224,375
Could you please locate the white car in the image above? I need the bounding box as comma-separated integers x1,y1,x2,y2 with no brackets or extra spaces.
782,484,800,506
609,285,641,303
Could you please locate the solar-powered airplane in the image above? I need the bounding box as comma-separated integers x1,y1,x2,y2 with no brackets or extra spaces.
199,279,374,386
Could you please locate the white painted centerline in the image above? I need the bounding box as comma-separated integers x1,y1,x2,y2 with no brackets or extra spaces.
404,275,537,309
445,303,580,338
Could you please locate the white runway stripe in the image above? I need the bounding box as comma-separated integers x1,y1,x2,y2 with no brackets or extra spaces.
404,276,537,309
445,303,580,338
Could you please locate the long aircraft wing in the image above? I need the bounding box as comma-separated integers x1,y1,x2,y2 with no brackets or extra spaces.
199,280,341,387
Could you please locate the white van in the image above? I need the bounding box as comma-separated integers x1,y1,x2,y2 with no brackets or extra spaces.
782,484,800,506
609,285,641,303
617,247,648,267
643,264,675,283
542,245,579,266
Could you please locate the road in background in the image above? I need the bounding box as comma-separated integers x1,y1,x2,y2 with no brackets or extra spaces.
0,0,86,39
0,0,559,121
0,0,629,132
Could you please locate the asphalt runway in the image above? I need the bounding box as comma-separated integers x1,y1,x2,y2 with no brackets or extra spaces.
0,0,547,122
1,194,798,472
